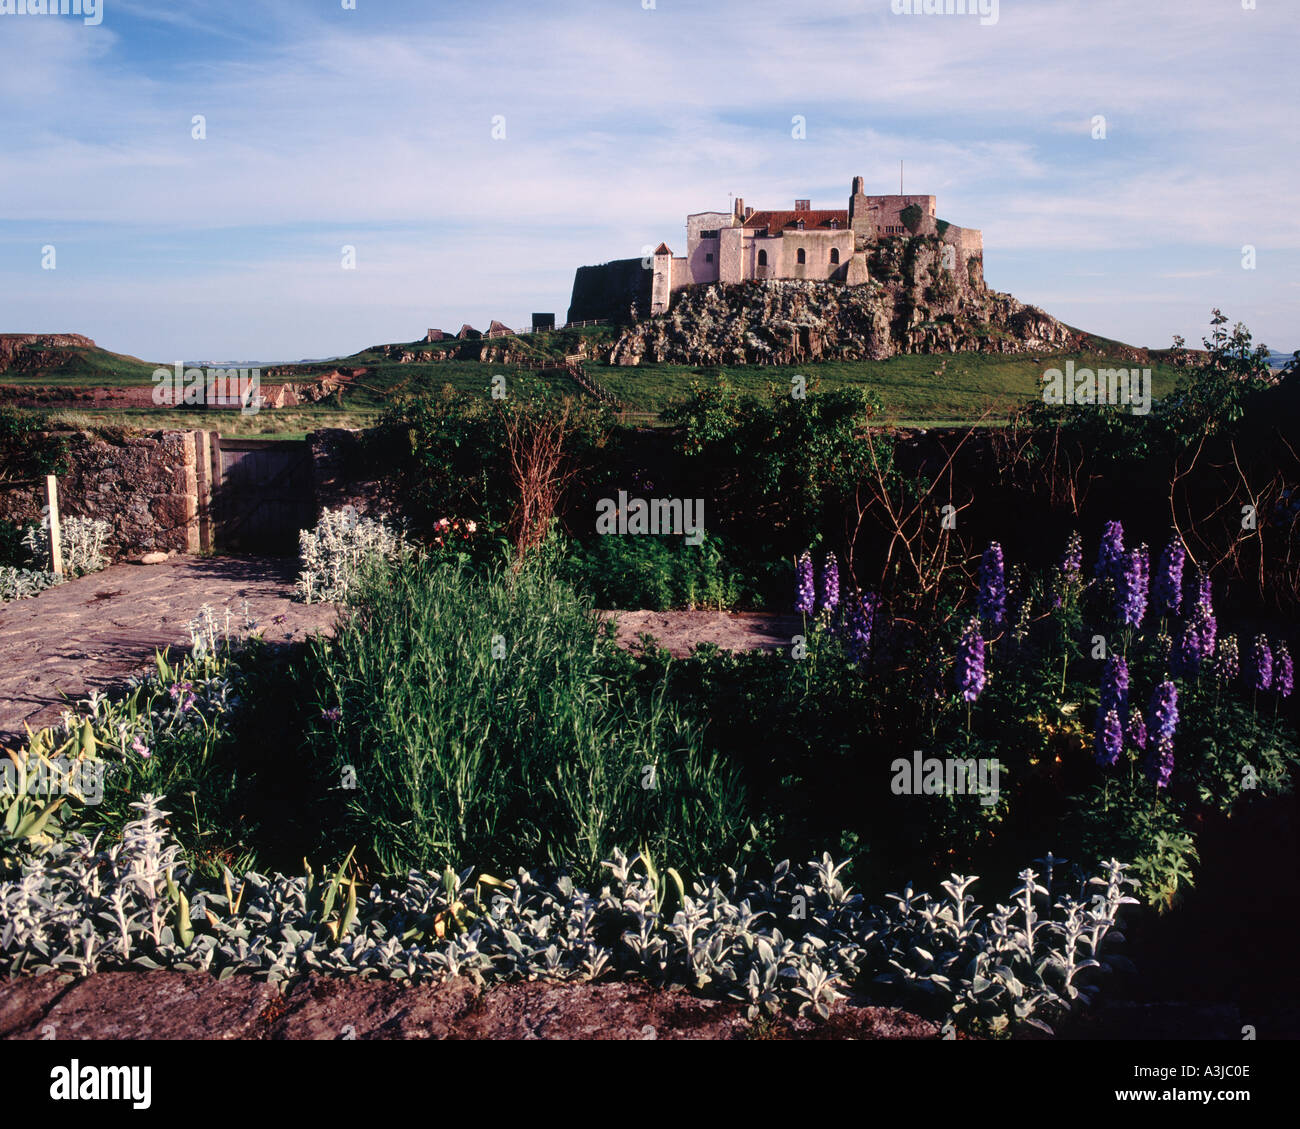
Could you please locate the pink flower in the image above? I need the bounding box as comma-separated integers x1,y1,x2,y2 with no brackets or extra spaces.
132,736,151,759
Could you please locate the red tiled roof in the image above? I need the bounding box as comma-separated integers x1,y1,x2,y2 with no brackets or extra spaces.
742,209,849,232
654,242,673,255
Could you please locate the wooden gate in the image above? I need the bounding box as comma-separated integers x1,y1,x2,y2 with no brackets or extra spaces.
210,437,315,554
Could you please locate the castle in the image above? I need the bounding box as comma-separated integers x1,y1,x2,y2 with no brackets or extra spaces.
568,175,984,323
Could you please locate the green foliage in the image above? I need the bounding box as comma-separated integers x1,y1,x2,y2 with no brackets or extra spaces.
900,204,924,235
0,406,69,483
1,798,1137,1034
303,558,749,881
663,381,889,564
564,530,749,610
295,506,409,603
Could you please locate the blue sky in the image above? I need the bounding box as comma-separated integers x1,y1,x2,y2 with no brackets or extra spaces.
0,0,1295,362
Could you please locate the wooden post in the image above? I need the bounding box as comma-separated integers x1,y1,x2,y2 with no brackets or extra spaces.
45,475,63,578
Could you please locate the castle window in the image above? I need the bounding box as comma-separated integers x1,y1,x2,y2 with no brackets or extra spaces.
830,248,840,265
700,229,720,240
757,250,768,267
705,253,714,263
797,248,806,265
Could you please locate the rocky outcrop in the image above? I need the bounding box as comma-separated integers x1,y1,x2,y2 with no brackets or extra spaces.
604,235,1082,366
0,334,97,372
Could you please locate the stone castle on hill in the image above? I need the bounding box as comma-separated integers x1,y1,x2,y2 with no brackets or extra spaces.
568,175,984,324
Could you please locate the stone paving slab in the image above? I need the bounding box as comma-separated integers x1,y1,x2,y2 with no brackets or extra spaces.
0,555,338,743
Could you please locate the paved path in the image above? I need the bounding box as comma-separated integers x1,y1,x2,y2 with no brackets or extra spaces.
0,556,338,742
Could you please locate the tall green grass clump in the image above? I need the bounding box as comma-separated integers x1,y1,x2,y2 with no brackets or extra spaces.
306,558,747,881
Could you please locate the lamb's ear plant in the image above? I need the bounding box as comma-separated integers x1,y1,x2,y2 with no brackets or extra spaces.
0,797,1138,1034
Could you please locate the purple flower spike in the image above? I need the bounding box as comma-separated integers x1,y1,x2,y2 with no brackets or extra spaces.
1275,641,1293,699
1251,635,1274,692
1178,574,1217,673
1117,546,1148,627
1212,634,1240,684
1097,708,1124,767
1095,520,1125,582
817,552,840,614
1053,531,1084,609
1145,681,1179,788
955,619,986,702
978,542,1007,626
843,590,879,665
1126,708,1148,752
1148,735,1175,790
795,551,815,614
1154,540,1185,616
1096,654,1129,745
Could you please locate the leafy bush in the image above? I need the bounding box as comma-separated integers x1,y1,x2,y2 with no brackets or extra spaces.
22,514,111,576
295,506,409,603
565,530,749,610
303,558,748,880
0,566,62,604
0,798,1136,1034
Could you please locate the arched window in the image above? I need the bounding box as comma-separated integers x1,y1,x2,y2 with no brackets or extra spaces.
797,248,806,265
758,250,768,267
830,248,840,265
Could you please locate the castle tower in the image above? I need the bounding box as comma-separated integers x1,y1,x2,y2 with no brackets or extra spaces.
848,175,873,250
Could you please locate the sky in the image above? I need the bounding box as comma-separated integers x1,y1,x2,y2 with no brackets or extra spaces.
0,0,1295,363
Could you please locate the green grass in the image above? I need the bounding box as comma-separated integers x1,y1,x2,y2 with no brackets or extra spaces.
592,352,1183,422
3,316,1184,434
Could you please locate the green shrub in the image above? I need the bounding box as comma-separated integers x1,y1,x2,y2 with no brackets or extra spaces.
565,530,748,610
304,558,749,880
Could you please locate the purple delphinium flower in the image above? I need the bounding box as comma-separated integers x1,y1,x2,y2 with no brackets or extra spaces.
1052,531,1084,609
1099,654,1130,715
1126,708,1148,752
817,551,840,614
955,619,986,702
1146,681,1179,789
1212,634,1240,684
1250,634,1274,692
842,591,879,665
978,542,1007,626
1153,539,1185,616
1116,546,1148,627
1096,654,1129,753
795,551,815,614
1062,531,1083,581
1275,641,1294,699
321,706,343,723
1178,574,1217,673
1097,708,1124,767
1095,520,1125,582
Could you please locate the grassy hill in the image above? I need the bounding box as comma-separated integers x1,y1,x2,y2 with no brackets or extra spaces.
1,323,1185,434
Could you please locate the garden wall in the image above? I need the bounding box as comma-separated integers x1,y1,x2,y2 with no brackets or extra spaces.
0,427,389,562
0,429,203,559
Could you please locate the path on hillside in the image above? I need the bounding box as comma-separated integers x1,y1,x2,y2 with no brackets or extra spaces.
0,557,338,742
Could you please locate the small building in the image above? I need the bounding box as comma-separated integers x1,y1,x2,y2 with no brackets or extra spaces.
426,328,445,342
486,320,514,339
457,324,481,340
531,313,556,333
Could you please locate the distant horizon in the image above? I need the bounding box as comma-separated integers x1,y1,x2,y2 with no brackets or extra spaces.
1,0,1295,361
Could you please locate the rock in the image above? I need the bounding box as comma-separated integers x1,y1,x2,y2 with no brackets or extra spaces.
603,233,1082,367
139,551,169,564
